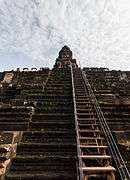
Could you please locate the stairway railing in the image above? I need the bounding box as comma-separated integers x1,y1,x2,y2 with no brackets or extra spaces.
81,69,130,180
70,65,83,180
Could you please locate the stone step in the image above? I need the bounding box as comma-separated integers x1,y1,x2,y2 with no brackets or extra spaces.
35,108,73,113
6,172,76,180
0,123,28,131
6,157,76,179
32,114,74,121
16,143,76,156
21,131,75,143
0,118,29,122
29,122,75,131
0,114,30,118
11,156,76,166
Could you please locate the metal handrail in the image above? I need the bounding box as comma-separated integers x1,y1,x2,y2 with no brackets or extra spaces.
70,65,84,180
81,69,130,180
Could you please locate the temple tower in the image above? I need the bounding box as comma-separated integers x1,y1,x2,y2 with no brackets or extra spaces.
54,46,78,68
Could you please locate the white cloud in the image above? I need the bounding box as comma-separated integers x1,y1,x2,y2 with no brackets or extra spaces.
0,0,130,70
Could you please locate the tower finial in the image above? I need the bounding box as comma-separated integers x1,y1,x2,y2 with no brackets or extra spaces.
58,46,72,59
54,46,78,68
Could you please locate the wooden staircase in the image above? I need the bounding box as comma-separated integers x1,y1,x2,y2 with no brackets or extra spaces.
71,67,116,180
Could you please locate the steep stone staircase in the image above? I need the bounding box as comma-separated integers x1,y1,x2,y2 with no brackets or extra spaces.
6,68,77,180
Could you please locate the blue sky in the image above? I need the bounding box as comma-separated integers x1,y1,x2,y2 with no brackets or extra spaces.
0,0,130,71
0,52,33,71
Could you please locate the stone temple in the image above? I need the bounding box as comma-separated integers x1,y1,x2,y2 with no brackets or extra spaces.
0,46,130,180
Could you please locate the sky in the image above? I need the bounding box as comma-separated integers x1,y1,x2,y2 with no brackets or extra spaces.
0,0,130,71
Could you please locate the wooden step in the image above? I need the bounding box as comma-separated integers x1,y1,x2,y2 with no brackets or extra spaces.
81,166,116,173
80,145,108,148
79,123,99,126
79,130,100,133
81,155,111,159
79,137,104,140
